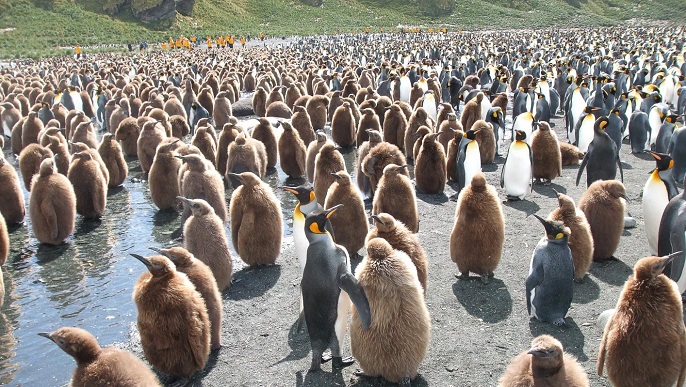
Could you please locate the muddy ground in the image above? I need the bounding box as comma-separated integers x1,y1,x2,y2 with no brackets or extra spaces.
113,111,669,387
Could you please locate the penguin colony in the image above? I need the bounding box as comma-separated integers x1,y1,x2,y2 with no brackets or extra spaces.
1,26,686,386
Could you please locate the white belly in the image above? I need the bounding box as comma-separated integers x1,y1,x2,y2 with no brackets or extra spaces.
293,217,308,274
642,179,669,254
649,110,663,146
678,241,686,294
578,115,596,153
423,99,437,123
399,77,411,102
463,142,481,186
503,145,532,199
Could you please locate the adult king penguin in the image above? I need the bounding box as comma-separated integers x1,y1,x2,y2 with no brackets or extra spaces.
526,215,574,326
643,151,678,255
302,205,371,372
576,116,623,188
456,128,481,193
501,130,533,201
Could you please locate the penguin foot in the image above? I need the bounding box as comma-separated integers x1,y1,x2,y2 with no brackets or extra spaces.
480,275,490,285
506,195,522,201
399,377,412,387
552,318,566,327
455,272,469,280
332,356,355,369
573,277,584,284
353,370,375,379
542,180,551,186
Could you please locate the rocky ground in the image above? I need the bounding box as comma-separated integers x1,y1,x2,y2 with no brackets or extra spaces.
115,110,670,387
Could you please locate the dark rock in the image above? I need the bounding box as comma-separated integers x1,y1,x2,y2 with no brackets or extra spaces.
131,0,176,23
233,97,255,117
176,0,194,15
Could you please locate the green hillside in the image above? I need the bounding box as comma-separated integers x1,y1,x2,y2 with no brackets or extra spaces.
0,0,684,58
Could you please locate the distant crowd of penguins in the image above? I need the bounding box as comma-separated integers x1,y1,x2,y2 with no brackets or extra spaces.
1,25,686,386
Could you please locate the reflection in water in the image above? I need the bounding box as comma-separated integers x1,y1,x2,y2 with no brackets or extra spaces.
0,126,362,386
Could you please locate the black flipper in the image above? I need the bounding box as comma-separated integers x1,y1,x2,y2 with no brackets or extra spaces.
338,270,371,330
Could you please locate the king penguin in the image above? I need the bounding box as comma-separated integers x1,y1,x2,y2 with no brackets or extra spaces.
511,111,535,145
501,130,533,201
456,128,481,193
576,116,623,188
303,205,371,372
659,178,686,300
526,215,574,327
643,151,679,255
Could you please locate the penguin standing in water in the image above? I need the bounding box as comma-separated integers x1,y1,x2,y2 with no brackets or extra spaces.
456,128,481,193
643,151,678,255
302,206,371,372
526,215,574,327
501,130,533,201
576,116,623,188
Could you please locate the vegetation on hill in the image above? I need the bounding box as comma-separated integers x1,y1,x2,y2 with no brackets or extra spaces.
0,0,683,58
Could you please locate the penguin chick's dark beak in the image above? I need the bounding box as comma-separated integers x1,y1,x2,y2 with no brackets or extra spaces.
324,204,344,218
131,253,154,270
148,247,166,256
176,196,193,206
370,215,382,224
395,164,409,171
37,332,52,340
659,251,681,270
330,172,342,179
174,155,187,162
527,347,550,358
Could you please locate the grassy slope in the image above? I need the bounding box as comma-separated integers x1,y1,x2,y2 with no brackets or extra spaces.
0,0,684,58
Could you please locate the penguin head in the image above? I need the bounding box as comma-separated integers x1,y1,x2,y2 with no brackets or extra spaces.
594,116,610,132
633,252,681,281
305,204,343,235
371,213,396,232
527,335,563,368
533,214,570,241
382,163,409,177
39,157,56,176
131,253,175,277
227,172,261,187
315,130,327,143
176,196,215,216
71,151,93,162
149,246,193,268
603,180,629,202
665,114,680,124
464,129,480,140
366,129,382,143
583,106,600,114
553,190,576,212
514,130,527,142
646,151,674,172
330,171,352,185
280,185,315,205
38,327,101,363
366,238,394,261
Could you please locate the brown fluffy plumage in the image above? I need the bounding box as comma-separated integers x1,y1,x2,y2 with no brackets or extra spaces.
97,133,128,187
30,158,76,244
305,95,329,130
356,130,383,198
291,105,315,145
265,101,292,119
314,143,346,206
149,141,182,211
68,142,110,186
331,102,356,147
137,121,167,173
0,156,26,224
499,335,589,387
438,113,462,152
460,93,483,134
216,122,241,176
0,211,8,265
447,129,465,182
351,238,430,384
40,327,161,387
169,115,190,139
548,192,594,281
132,255,210,378
68,151,107,219
181,198,233,290
154,246,223,351
472,120,496,164
325,171,368,257
578,180,626,261
19,143,53,191
46,135,70,175
492,92,508,113
306,131,329,183
251,118,278,169
254,88,269,117
412,126,432,162
598,255,686,387
278,122,307,178
367,213,428,292
228,172,283,266
560,142,584,166
372,164,419,233
383,104,408,152
356,108,380,147
415,133,447,194
404,108,432,159
531,122,562,182
71,121,98,150
114,117,141,157
450,172,504,282
226,132,267,187
21,111,43,149
179,154,227,222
